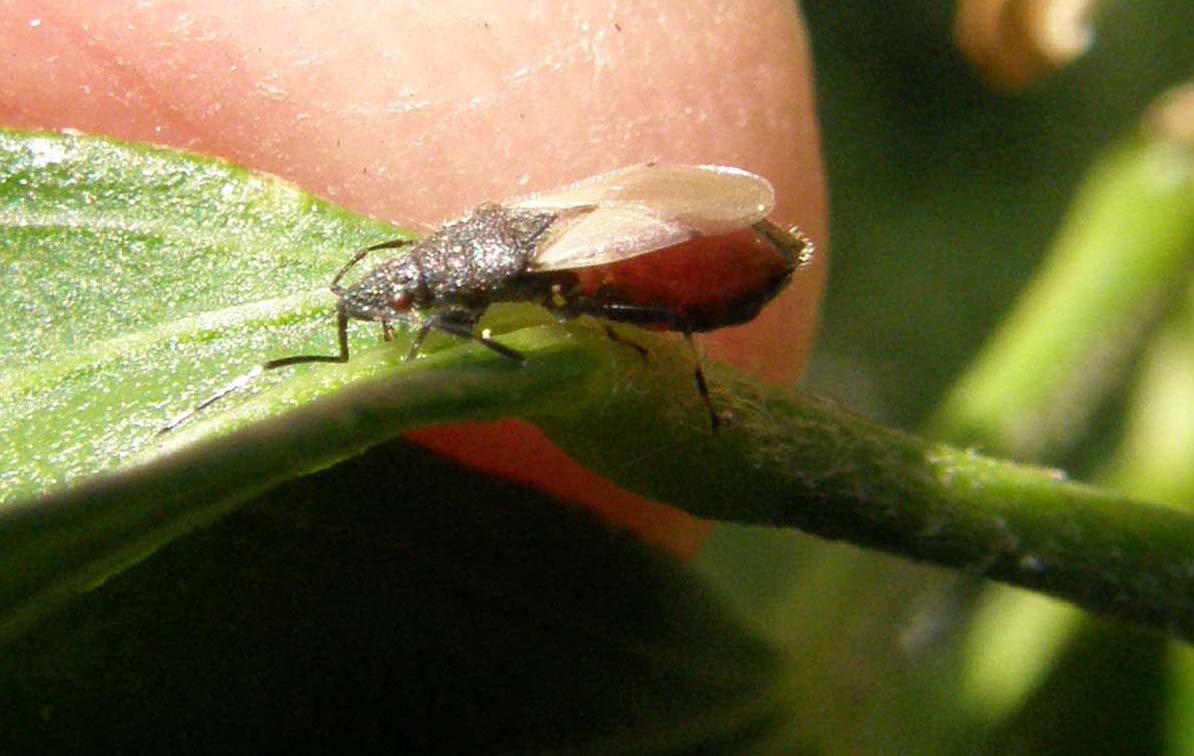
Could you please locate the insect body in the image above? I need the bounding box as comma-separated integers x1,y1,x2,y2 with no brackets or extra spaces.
162,164,813,432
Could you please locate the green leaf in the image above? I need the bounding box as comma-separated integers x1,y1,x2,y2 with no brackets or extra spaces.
0,127,411,502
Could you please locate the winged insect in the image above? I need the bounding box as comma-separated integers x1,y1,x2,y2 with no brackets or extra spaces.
162,164,813,432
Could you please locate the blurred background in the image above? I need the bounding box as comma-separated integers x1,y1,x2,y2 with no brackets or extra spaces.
5,3,1193,753
805,0,1191,427
698,1,1194,754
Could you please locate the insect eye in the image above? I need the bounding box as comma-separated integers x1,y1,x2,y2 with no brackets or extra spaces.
391,292,413,311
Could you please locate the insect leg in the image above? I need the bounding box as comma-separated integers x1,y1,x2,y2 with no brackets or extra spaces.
590,303,719,432
544,289,648,359
407,309,527,364
262,303,351,369
600,323,650,359
159,304,352,434
405,319,435,361
679,321,719,432
162,238,412,434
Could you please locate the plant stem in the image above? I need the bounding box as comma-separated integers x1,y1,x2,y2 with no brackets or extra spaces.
535,357,1194,641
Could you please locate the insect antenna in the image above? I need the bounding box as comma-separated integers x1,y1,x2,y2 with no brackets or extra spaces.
157,364,268,435
331,238,415,293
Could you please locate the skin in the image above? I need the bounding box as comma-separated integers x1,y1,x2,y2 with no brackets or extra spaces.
1,0,826,557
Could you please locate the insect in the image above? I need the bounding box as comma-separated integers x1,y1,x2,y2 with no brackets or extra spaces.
161,163,813,433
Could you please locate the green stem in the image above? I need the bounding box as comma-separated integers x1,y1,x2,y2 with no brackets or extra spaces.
533,355,1194,641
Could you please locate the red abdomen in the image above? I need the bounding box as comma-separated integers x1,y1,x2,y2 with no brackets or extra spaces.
571,225,800,332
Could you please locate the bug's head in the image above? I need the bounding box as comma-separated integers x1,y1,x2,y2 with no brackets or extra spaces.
340,257,424,321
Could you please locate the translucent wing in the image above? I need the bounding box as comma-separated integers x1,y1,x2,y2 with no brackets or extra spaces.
510,164,776,271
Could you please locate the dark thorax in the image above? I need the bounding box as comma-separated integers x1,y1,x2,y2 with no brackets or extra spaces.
339,203,563,323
